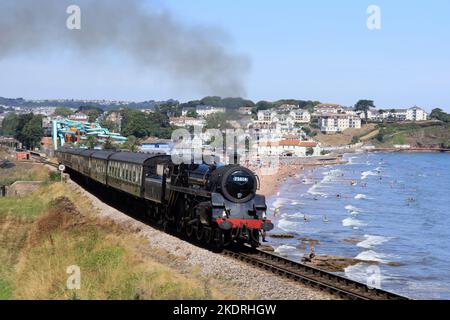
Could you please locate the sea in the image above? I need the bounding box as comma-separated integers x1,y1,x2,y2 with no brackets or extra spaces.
266,152,450,299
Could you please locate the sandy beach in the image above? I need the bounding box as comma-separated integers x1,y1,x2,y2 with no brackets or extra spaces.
257,164,308,198
254,155,347,198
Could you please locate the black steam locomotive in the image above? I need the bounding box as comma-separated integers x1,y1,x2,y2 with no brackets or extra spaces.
55,147,274,250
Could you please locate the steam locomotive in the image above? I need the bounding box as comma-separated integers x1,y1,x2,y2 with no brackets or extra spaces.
55,147,274,250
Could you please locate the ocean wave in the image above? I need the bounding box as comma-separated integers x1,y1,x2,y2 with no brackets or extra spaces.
361,170,378,180
345,205,362,214
342,217,367,228
355,194,369,200
290,200,303,206
275,245,303,257
284,212,306,219
272,198,289,209
344,263,388,285
307,184,327,197
278,219,303,233
355,250,391,264
357,235,392,249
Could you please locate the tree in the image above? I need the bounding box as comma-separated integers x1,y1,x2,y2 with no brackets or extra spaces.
86,136,98,149
205,111,239,130
121,109,172,139
186,110,199,118
0,113,19,136
355,100,375,123
53,107,72,117
430,108,449,122
16,114,44,149
78,106,104,123
103,137,115,150
122,135,139,152
100,120,119,132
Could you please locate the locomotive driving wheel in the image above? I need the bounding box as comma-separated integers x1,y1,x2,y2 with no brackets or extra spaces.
196,224,205,241
185,223,194,238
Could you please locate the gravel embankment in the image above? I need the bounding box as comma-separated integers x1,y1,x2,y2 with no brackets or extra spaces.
67,180,334,300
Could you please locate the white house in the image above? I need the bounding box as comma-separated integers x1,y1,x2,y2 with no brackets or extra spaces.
318,114,362,134
258,139,321,157
289,110,311,124
314,104,345,115
196,105,226,117
406,107,428,121
169,116,206,128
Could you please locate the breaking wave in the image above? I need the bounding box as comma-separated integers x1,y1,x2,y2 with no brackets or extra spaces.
342,217,367,228
357,235,392,249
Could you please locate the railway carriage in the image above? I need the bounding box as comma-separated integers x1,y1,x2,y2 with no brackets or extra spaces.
56,147,273,250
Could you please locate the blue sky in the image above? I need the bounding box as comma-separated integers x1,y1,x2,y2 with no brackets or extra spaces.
1,0,449,111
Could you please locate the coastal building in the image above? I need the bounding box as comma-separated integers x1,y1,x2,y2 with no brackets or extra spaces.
257,139,321,157
313,104,345,115
256,110,278,124
196,105,226,117
406,106,428,121
289,110,311,124
278,104,299,112
169,116,206,128
318,114,362,134
256,110,311,125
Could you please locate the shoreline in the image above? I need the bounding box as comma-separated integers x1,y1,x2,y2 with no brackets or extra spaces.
255,155,347,198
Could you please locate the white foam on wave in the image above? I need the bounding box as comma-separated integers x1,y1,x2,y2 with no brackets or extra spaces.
355,194,369,200
278,219,303,233
345,205,362,214
307,184,327,197
355,250,391,264
357,235,392,249
275,245,303,257
290,200,303,206
361,170,378,180
272,197,288,209
344,263,388,285
284,212,306,219
342,217,367,228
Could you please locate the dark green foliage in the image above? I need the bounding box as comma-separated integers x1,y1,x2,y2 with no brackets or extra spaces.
121,109,172,139
100,120,119,132
78,106,104,123
430,108,450,122
0,113,19,136
48,171,61,182
53,107,72,117
355,100,375,122
4,113,44,149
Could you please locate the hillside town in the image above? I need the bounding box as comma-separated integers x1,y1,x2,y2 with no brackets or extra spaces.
0,97,436,165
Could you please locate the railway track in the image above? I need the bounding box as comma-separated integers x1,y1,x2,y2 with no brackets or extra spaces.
223,248,409,300
30,153,58,168
30,152,409,300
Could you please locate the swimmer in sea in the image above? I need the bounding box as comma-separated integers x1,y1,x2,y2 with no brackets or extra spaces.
274,208,281,217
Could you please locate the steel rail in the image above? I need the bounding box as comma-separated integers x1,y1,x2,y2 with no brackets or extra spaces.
223,248,410,300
